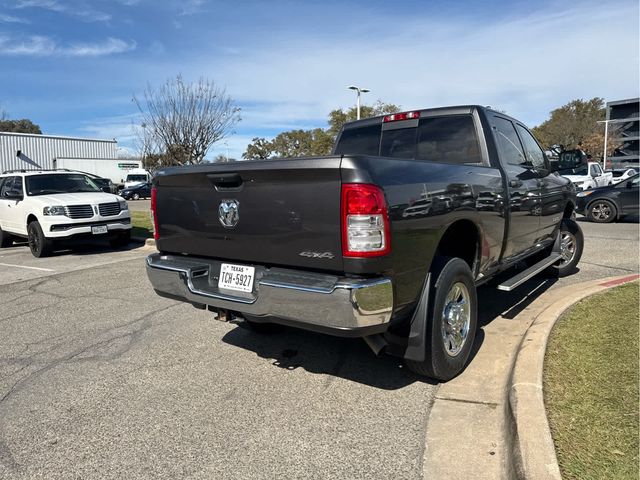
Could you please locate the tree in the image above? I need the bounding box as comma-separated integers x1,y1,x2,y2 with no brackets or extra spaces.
142,144,190,173
531,98,608,152
0,118,42,134
327,100,401,139
242,137,273,160
213,154,237,163
134,74,241,165
580,131,621,161
243,100,400,160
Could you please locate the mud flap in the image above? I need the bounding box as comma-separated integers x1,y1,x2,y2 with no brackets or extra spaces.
399,273,432,363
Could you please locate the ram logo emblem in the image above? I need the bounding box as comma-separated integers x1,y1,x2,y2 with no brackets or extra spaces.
218,199,240,228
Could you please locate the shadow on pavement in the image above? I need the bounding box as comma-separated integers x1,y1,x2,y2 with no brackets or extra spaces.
221,267,565,388
11,237,145,257
222,321,437,390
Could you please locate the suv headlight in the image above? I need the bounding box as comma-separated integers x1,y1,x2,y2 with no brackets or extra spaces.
43,206,66,216
119,200,128,211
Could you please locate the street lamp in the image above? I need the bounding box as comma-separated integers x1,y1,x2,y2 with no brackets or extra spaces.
348,85,370,120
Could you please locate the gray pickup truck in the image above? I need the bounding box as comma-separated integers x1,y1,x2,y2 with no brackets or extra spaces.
146,105,583,380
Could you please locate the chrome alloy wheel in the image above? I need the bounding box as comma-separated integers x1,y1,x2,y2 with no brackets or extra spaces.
591,202,613,221
441,282,471,357
559,231,576,267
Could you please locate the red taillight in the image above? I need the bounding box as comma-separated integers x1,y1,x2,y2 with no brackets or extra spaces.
150,186,159,240
341,184,391,257
383,111,420,123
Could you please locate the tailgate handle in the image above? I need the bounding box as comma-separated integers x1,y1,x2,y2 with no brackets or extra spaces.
207,173,243,190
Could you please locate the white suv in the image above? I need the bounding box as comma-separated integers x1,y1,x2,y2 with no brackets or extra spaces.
0,170,132,257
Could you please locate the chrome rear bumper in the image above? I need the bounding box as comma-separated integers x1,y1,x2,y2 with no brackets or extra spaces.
146,253,393,336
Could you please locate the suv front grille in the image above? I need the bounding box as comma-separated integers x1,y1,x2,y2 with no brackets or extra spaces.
99,202,121,217
65,205,93,219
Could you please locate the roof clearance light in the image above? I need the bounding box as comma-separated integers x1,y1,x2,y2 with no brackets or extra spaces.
383,111,421,123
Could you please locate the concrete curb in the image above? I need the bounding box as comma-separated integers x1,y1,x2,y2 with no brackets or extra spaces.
422,274,639,480
132,236,156,248
508,274,639,480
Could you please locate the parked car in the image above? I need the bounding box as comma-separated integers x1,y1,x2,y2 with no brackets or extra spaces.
92,177,119,194
0,170,132,257
120,182,152,200
560,161,613,190
576,174,639,223
145,105,582,381
609,167,638,185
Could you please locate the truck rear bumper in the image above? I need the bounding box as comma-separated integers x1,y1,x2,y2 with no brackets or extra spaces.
146,253,393,337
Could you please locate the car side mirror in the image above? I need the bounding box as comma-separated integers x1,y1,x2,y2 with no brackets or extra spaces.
4,189,23,200
627,182,634,188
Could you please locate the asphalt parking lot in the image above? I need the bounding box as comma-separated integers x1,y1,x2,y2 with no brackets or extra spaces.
0,218,638,479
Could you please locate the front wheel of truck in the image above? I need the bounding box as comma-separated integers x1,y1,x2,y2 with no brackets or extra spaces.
547,218,583,278
406,257,478,381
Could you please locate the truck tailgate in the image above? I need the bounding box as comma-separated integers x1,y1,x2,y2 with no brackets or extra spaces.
154,157,344,271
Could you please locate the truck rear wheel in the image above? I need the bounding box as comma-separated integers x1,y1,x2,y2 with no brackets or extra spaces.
406,257,477,381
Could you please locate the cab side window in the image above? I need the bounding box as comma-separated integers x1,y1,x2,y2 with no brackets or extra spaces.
493,117,526,167
13,176,23,194
515,125,546,170
590,163,603,176
0,177,15,197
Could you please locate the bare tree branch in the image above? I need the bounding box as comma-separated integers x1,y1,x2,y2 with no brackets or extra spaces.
133,75,241,165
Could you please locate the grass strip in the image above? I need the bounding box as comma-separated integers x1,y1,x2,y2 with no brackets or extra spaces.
544,281,639,480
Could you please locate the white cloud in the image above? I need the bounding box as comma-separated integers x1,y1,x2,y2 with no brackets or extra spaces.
0,13,29,23
14,0,111,22
179,0,206,16
184,1,639,131
0,35,136,56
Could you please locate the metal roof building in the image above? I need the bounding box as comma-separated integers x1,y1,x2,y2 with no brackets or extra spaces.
0,131,118,172
606,97,639,166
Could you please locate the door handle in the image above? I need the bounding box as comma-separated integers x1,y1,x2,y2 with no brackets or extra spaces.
509,180,522,188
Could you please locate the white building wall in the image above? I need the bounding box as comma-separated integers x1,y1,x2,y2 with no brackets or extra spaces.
0,132,118,172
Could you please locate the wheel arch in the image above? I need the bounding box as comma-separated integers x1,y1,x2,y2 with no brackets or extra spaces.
433,218,482,277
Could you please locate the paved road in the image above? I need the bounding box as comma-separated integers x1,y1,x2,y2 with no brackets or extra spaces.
0,217,637,479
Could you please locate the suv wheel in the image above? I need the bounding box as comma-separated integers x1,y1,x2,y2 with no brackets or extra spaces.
0,225,13,248
133,193,140,200
27,220,53,258
587,199,616,223
405,257,478,381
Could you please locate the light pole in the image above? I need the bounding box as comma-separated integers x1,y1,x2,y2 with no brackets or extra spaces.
348,85,370,120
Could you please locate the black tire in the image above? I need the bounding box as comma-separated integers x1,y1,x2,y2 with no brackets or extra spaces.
109,230,131,248
547,218,583,278
587,199,617,223
406,257,478,381
0,225,13,248
133,193,140,200
27,220,53,258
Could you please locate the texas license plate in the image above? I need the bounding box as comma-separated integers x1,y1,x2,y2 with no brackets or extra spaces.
91,225,108,235
218,264,255,293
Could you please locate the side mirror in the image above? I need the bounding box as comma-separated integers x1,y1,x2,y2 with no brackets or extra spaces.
627,181,635,189
101,186,111,193
4,189,23,200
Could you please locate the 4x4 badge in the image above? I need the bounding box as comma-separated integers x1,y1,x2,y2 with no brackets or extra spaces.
218,199,239,228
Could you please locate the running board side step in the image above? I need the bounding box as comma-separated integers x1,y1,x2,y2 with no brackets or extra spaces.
497,253,563,292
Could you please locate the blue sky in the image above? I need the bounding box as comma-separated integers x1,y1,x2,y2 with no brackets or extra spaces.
0,0,638,160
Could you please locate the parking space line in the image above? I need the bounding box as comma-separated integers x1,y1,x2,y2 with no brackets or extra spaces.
0,263,55,272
